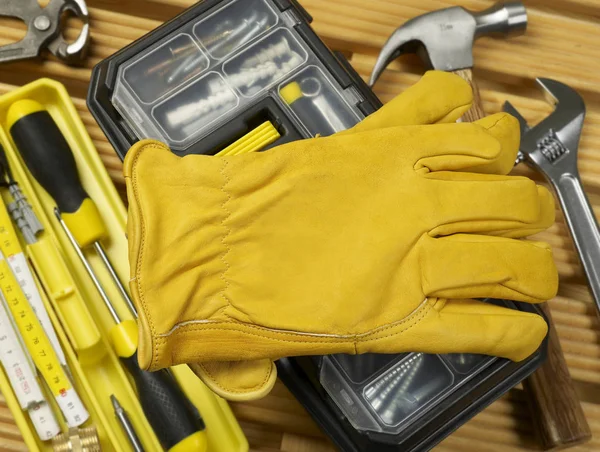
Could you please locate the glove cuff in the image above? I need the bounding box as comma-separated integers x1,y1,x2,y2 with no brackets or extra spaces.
124,140,231,370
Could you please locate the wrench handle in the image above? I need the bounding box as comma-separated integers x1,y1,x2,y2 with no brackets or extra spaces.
454,67,589,449
452,68,486,121
554,172,600,309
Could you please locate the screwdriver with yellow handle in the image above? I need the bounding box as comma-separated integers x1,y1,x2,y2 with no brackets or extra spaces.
7,100,206,452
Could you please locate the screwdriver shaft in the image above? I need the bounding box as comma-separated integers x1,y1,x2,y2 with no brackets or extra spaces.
93,241,137,317
54,209,121,324
111,394,145,452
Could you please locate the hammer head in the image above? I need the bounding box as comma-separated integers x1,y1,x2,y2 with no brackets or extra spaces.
370,2,527,85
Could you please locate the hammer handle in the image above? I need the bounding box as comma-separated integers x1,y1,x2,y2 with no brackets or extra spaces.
453,69,486,122
523,304,591,449
452,67,591,450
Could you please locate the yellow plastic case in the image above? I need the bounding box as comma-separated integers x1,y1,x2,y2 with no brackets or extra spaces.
0,78,248,452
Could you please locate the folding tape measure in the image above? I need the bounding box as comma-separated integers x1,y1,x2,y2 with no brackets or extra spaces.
0,251,88,426
0,200,89,427
0,296,61,439
0,204,66,367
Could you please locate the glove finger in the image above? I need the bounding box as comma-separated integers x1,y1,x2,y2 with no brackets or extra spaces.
359,298,548,362
473,185,556,239
426,173,554,237
425,299,547,362
189,359,277,401
420,234,558,303
340,70,473,135
414,112,519,175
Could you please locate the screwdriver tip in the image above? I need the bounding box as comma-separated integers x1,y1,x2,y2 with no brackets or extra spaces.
110,394,121,412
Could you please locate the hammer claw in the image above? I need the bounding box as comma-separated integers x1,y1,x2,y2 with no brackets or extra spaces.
370,1,527,86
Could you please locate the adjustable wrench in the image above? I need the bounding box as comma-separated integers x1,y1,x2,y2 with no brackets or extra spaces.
504,79,594,448
504,79,600,313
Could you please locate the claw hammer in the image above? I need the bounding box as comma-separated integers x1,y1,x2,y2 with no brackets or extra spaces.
370,2,590,449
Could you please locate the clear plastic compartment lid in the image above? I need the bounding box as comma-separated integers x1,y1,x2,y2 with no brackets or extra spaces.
321,351,496,434
111,0,365,151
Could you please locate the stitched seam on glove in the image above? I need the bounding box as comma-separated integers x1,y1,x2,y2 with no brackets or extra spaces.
154,298,433,345
129,143,159,368
219,158,233,313
195,362,275,393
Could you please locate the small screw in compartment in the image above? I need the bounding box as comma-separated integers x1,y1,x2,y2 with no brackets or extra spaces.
123,34,209,104
194,0,278,59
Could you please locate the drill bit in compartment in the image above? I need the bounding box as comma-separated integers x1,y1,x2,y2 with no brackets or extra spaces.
123,34,209,103
194,0,278,59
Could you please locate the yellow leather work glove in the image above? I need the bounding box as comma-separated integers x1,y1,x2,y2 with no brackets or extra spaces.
185,71,482,401
127,71,480,402
124,71,557,401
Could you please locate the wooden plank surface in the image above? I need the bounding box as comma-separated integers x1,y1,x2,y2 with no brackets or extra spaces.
1,1,600,451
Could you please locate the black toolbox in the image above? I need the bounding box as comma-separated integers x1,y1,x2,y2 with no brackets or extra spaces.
87,1,548,450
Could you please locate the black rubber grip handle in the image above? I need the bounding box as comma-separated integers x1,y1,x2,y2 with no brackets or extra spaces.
10,110,88,214
122,354,204,450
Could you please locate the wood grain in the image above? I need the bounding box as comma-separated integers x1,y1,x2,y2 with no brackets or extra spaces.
1,1,600,451
454,63,590,451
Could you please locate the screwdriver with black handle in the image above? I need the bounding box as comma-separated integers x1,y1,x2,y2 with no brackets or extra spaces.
7,100,207,452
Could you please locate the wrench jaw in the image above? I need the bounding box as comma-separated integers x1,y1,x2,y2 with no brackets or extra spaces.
504,79,585,180
536,78,586,155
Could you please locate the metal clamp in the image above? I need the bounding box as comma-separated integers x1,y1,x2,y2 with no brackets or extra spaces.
0,0,89,65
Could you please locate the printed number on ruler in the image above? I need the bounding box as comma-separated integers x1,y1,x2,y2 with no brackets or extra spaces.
0,295,61,440
0,294,44,408
0,254,88,426
0,218,67,366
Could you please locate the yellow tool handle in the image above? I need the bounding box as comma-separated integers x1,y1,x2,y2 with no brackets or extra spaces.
7,100,106,248
217,121,280,156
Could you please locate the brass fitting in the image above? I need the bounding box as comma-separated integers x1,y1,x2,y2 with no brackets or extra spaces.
52,426,101,452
